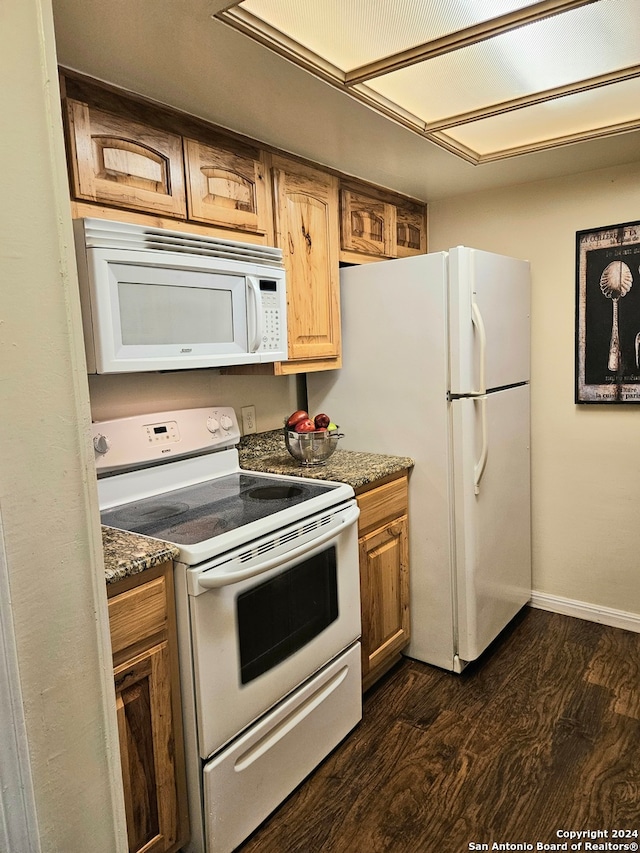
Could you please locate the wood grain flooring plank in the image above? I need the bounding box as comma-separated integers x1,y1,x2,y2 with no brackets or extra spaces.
237,609,640,853
586,627,640,719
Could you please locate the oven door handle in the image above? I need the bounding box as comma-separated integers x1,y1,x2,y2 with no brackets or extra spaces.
196,504,360,590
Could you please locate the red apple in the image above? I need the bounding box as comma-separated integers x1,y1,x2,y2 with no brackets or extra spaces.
294,418,316,433
286,409,309,429
313,413,331,429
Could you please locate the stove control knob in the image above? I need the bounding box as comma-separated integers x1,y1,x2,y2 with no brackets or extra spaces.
220,414,233,431
93,434,110,455
207,416,220,434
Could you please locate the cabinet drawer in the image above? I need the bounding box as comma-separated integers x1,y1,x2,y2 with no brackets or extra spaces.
108,575,168,657
357,476,408,535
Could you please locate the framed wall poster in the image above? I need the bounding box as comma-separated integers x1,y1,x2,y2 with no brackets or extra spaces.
576,219,640,403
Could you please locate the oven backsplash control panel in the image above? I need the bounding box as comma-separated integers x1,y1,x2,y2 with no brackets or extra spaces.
92,406,240,473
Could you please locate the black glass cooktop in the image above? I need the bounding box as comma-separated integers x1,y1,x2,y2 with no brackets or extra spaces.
100,472,336,545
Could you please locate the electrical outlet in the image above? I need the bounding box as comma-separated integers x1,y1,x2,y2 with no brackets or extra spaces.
241,405,257,435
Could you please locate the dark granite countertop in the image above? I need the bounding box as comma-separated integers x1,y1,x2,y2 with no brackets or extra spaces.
103,431,413,584
102,525,179,585
238,429,414,491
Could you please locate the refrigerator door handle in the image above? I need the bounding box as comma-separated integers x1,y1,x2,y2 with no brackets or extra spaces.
474,396,488,495
471,301,487,395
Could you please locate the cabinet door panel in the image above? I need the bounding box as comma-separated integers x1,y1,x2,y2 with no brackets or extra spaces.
396,204,427,257
272,158,341,363
359,517,410,687
184,138,270,235
340,189,393,257
339,182,427,261
115,642,178,853
66,99,186,218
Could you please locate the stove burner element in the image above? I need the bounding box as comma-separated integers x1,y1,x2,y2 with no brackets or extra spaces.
100,470,339,548
245,485,305,502
107,501,191,528
162,515,231,542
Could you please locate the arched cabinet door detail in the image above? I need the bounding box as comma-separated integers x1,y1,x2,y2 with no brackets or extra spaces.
271,155,341,367
65,98,187,218
339,183,427,262
340,189,391,257
184,138,271,237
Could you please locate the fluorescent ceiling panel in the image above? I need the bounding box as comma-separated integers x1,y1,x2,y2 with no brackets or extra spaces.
367,1,640,124
221,0,640,162
446,76,640,155
238,0,543,69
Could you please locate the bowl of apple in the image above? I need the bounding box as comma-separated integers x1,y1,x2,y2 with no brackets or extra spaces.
284,410,344,466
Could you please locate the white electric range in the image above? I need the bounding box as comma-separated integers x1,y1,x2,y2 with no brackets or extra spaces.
95,407,362,853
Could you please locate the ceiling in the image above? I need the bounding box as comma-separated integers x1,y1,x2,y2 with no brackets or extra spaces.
51,0,640,202
218,0,640,164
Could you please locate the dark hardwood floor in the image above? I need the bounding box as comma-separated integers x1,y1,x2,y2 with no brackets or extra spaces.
238,607,640,852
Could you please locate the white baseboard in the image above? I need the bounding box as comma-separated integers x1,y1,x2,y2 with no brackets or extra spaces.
529,590,640,634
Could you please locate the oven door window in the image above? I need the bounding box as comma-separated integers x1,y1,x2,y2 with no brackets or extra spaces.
237,546,338,685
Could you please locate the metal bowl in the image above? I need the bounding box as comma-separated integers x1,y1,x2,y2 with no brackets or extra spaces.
284,428,343,466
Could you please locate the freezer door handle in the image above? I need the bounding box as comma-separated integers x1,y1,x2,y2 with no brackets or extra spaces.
470,301,487,396
474,396,488,495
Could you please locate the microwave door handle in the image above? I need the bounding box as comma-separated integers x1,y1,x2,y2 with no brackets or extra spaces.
246,276,263,352
196,504,360,590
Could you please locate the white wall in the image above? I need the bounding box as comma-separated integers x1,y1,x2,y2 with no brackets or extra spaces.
429,160,640,619
1,6,298,848
1,1,126,850
88,371,298,432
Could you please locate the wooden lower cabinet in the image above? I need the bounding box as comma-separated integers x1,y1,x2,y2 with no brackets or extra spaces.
107,562,189,853
356,473,410,691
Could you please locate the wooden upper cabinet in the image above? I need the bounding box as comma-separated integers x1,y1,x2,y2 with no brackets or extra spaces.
184,138,271,236
396,202,427,257
65,98,187,218
340,188,394,258
340,182,426,262
271,155,341,367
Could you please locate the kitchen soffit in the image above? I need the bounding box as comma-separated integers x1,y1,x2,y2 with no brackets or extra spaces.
216,0,640,164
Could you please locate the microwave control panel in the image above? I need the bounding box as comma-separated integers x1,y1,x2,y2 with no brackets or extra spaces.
259,280,284,353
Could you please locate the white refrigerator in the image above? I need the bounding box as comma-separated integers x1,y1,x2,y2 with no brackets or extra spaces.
307,247,531,673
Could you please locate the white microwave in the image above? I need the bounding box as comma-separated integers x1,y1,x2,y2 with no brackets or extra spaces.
73,218,288,373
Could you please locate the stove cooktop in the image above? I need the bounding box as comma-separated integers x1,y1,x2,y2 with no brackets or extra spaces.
100,471,337,546
94,407,355,565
